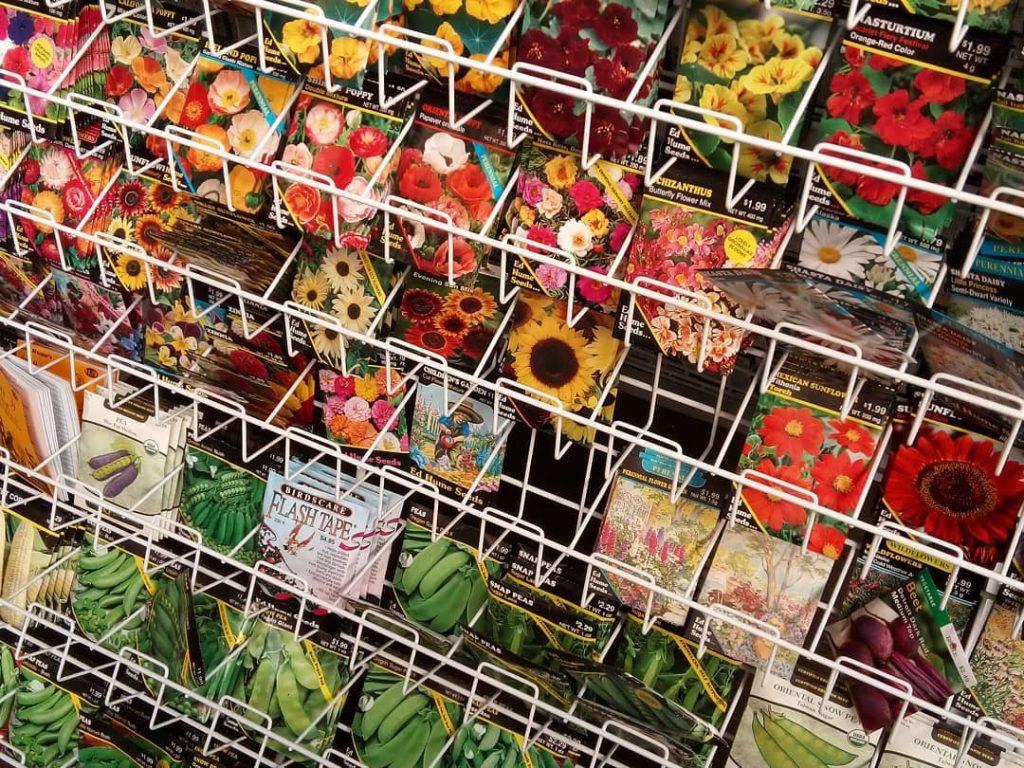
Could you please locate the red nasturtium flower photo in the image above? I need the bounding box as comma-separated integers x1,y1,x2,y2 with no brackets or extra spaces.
883,427,1024,566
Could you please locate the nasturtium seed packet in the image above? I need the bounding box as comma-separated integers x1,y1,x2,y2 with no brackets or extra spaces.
812,9,1005,251
991,66,1024,153
858,0,1018,34
615,166,794,374
514,0,671,159
796,211,944,303
667,0,834,185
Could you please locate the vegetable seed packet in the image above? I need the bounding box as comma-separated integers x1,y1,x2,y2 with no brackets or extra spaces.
408,365,509,507
501,289,623,445
501,139,643,315
595,446,724,625
389,93,515,279
614,165,794,374
139,573,205,718
879,711,1024,768
667,0,834,185
726,667,880,767
513,0,671,159
812,9,1005,251
279,83,410,243
78,707,191,768
6,661,90,768
0,510,80,624
735,351,895,556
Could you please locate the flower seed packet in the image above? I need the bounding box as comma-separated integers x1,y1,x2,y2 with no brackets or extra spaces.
595,446,724,625
502,139,642,314
668,0,834,185
168,54,300,218
394,268,508,372
615,166,793,374
796,211,944,303
991,66,1024,154
726,668,880,768
813,9,1005,250
736,351,894,557
880,712,1024,768
861,0,1018,33
690,524,835,678
946,256,1024,354
409,366,509,507
390,94,515,279
972,148,1024,262
317,362,410,469
290,238,395,369
50,267,143,360
515,0,670,159
402,0,515,97
502,289,623,444
279,84,410,242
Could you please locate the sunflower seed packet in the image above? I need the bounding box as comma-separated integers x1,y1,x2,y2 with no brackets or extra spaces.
667,0,834,185
812,9,1005,251
614,166,793,374
501,289,623,444
501,139,643,314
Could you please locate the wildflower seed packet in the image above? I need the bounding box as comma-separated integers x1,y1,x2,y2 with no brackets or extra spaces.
728,667,880,768
880,712,1024,768
409,365,508,507
946,254,1024,354
736,351,895,557
168,54,300,218
795,211,945,303
402,0,515,98
290,238,395,369
389,94,515,279
394,268,508,372
279,83,410,243
262,0,398,91
615,166,794,374
514,0,671,159
595,447,724,625
668,0,834,185
501,139,642,315
317,362,410,469
812,9,1005,250
690,524,836,678
827,570,972,731
48,267,143,360
501,290,623,444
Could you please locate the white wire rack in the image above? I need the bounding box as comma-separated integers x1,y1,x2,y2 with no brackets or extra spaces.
0,0,1022,763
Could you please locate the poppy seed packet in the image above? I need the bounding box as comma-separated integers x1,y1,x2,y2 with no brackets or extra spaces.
514,0,671,159
614,166,793,374
812,9,1004,250
501,139,643,314
667,0,834,185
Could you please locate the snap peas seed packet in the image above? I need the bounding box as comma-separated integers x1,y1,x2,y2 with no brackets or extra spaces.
812,9,1005,251
446,701,589,768
726,667,880,768
7,665,87,767
78,706,191,768
879,711,1024,768
667,0,834,186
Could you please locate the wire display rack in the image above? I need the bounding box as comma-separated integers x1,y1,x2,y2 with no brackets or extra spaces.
0,0,1023,764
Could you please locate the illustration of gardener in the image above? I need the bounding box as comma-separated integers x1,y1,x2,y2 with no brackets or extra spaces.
434,403,483,469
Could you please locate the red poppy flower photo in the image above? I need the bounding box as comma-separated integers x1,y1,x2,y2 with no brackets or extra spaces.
883,426,1024,566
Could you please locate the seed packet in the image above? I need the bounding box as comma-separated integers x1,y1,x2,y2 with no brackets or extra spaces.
968,147,1024,265
812,10,1005,250
795,211,945,303
78,707,191,768
691,524,836,678
0,246,42,317
826,570,973,730
168,54,300,218
8,140,120,274
0,125,30,169
261,0,398,91
6,666,85,767
595,447,724,625
514,0,670,159
48,267,143,360
667,0,833,185
615,166,793,374
13,340,104,416
278,84,410,242
879,711,1024,768
289,238,395,369
862,0,1018,33
317,362,410,469
409,366,509,507
726,667,880,768
501,139,643,314
0,510,79,626
613,614,745,733
390,94,515,278
140,574,205,716
345,658,464,768
501,290,623,444
394,268,508,372
736,351,894,556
